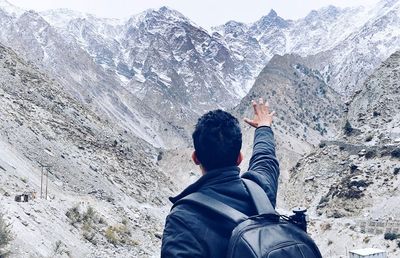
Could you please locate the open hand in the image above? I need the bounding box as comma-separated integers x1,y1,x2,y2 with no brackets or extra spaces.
244,98,275,128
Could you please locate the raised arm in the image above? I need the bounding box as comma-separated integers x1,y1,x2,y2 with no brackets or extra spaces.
242,98,280,207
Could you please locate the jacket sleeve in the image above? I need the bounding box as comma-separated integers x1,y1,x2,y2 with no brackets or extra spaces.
242,126,280,207
161,212,205,258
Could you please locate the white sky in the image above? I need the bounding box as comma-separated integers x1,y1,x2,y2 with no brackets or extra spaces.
8,0,380,28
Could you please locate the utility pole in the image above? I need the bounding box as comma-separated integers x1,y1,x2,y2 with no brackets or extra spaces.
38,163,51,199
45,167,49,199
40,165,43,199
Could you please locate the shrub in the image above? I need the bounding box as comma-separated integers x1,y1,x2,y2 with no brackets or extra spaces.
104,223,135,246
66,205,106,245
53,240,70,256
320,222,331,232
82,222,96,245
0,211,12,250
66,205,82,226
394,167,400,175
391,148,400,159
365,150,376,159
373,110,380,117
318,196,329,205
350,164,358,172
344,120,353,136
105,226,119,245
384,232,398,240
83,206,96,223
66,205,100,226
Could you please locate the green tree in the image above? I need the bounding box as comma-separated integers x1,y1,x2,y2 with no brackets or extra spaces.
0,211,12,250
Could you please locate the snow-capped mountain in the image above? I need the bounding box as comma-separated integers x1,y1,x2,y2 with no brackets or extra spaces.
0,0,23,16
215,0,400,97
286,50,400,257
1,0,398,148
0,3,261,147
313,0,400,95
41,7,257,127
41,8,123,28
1,0,400,257
0,7,188,148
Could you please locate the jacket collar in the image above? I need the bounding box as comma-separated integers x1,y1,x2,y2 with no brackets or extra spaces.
169,166,240,204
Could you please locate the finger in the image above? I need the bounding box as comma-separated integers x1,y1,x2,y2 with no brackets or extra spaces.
251,100,258,115
256,98,263,114
264,101,270,113
244,118,257,127
244,117,253,124
270,111,276,117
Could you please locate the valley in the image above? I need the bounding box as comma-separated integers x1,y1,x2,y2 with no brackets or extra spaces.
0,0,399,257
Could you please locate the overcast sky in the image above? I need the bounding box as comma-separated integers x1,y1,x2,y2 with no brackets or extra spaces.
8,0,380,28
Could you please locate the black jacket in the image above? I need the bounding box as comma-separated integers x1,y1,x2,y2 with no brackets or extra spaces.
161,126,280,258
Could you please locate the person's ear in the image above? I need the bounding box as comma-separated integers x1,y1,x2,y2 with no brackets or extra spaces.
192,151,200,165
236,152,243,166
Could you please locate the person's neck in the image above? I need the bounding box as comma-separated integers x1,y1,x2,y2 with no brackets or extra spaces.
200,166,206,176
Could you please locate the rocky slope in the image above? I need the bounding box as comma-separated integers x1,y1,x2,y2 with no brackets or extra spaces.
0,5,188,148
38,6,259,130
233,54,344,183
0,43,174,257
1,0,399,148
286,51,400,257
0,0,400,257
215,0,400,98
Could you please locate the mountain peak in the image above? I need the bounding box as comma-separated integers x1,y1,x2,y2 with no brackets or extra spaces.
267,9,278,17
254,8,288,29
153,6,187,20
305,5,341,21
0,0,24,16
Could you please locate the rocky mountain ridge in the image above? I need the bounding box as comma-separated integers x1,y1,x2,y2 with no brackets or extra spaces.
0,43,173,257
0,0,400,257
1,0,399,149
215,0,400,97
286,50,400,257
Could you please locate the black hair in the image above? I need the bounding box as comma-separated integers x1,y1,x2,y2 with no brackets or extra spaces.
192,109,242,171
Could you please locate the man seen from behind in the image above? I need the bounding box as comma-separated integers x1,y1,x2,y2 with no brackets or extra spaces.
161,98,279,257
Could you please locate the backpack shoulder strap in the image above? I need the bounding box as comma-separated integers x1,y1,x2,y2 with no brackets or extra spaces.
172,192,248,224
242,179,278,216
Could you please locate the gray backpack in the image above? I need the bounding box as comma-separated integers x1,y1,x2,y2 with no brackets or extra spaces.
176,179,322,258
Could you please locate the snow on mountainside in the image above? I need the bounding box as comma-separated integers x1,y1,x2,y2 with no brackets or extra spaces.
0,7,188,148
286,51,400,257
41,6,256,127
13,0,399,145
214,0,400,97
0,0,23,16
41,8,123,28
1,1,400,256
233,54,344,193
312,0,400,95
